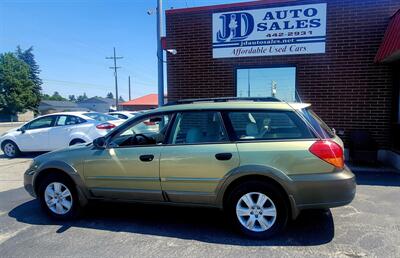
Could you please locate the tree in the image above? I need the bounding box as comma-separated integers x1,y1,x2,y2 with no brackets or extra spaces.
41,91,67,101
77,93,88,102
0,53,38,116
106,92,114,99
51,91,66,101
68,95,76,102
119,96,124,102
15,46,42,112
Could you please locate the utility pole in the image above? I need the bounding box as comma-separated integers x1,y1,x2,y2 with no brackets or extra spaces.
157,0,164,107
106,47,123,109
247,69,251,97
128,75,131,100
271,80,277,97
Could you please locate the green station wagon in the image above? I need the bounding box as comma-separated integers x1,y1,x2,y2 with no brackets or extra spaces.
24,98,356,238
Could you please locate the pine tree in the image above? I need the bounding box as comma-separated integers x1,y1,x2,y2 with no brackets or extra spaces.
15,46,42,112
0,53,38,116
106,92,114,99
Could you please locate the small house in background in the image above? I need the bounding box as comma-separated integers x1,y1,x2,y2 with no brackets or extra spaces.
119,94,159,111
77,97,116,113
39,100,84,115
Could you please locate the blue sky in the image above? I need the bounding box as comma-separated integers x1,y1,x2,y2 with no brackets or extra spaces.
0,0,246,100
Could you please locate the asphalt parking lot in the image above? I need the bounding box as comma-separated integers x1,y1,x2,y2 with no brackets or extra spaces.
0,136,399,257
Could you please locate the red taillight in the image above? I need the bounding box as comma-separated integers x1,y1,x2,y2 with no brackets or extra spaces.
309,140,344,169
96,123,116,130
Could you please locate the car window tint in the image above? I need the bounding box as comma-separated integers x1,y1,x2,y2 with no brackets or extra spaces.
28,116,55,130
299,108,335,138
109,114,172,147
169,112,228,144
120,115,170,136
228,111,313,140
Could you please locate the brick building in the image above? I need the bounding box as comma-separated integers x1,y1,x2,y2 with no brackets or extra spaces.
165,0,400,159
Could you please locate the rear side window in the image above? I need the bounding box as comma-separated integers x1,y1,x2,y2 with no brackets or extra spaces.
300,108,335,138
228,111,314,140
56,115,86,126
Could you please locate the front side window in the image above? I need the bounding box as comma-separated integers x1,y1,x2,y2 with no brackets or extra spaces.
109,114,171,147
27,116,56,130
169,111,228,144
228,111,313,140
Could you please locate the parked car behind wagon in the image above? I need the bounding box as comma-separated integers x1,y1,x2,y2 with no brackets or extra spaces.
1,112,124,158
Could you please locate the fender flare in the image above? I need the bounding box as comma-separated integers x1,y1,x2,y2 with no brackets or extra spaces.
33,160,89,206
215,164,299,218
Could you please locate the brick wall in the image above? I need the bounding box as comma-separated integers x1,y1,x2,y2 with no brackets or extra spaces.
166,0,400,148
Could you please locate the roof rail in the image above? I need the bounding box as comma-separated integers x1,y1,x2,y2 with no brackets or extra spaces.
165,97,281,106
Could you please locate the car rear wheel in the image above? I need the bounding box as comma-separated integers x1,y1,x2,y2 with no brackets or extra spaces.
2,141,20,158
38,174,81,219
226,181,288,239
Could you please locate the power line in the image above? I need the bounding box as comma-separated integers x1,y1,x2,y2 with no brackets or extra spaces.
106,47,123,108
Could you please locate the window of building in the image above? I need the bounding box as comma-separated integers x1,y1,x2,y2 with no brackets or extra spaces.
236,67,296,102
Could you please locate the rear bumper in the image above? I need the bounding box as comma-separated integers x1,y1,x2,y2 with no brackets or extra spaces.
288,166,356,218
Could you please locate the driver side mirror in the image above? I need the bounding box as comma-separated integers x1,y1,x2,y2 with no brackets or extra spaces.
93,137,106,149
17,126,26,134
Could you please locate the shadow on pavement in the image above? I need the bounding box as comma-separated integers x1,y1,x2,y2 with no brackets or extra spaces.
0,152,45,159
7,191,334,246
353,170,400,187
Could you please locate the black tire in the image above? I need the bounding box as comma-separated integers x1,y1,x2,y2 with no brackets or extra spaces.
37,173,81,220
226,181,288,239
69,139,86,146
1,140,21,158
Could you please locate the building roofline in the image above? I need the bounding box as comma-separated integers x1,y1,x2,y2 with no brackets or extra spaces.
166,0,295,15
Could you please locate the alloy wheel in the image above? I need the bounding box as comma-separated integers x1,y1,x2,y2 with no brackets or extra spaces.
236,192,277,232
44,182,73,215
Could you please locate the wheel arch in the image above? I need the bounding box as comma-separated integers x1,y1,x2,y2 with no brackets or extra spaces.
216,165,299,219
68,133,91,145
33,161,89,206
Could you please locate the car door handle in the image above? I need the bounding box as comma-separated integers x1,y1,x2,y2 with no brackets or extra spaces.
215,153,232,161
139,154,154,162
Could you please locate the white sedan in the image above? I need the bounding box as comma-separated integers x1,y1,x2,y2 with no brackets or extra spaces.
0,112,124,158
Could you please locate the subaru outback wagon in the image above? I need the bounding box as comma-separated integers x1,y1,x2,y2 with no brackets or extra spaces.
24,98,356,238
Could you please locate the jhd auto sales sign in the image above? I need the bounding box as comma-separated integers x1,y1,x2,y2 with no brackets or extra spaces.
212,3,327,58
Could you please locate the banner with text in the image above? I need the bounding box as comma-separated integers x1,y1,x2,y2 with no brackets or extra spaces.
212,3,327,58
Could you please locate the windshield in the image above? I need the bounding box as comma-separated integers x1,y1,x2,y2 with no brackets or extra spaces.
299,108,335,138
83,112,118,121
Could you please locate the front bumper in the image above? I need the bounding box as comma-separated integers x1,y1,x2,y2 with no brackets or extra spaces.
288,166,356,217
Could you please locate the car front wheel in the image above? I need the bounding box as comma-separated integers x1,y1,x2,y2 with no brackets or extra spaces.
2,141,20,158
227,181,288,239
38,174,81,219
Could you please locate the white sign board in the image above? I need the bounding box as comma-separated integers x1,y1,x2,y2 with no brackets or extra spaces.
212,3,327,58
